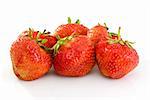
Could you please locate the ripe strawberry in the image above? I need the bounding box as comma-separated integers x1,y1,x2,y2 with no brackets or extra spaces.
87,23,109,45
28,29,57,49
53,35,95,76
10,28,54,81
54,17,89,38
96,27,139,79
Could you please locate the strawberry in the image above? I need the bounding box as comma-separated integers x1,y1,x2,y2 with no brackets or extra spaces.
29,29,57,49
87,23,109,45
54,17,89,38
53,35,95,76
10,28,54,81
96,27,139,79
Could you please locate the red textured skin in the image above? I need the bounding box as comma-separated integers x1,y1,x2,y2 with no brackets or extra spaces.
87,25,108,45
54,35,95,76
96,42,139,79
10,36,52,81
54,24,89,38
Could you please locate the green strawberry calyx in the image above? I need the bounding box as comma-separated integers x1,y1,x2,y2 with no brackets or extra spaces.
52,34,75,55
67,17,80,24
27,28,51,51
98,22,109,30
107,27,135,48
104,22,109,30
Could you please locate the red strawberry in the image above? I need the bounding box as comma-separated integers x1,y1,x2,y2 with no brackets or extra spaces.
53,35,95,76
96,27,139,79
30,29,57,49
10,28,54,81
54,17,89,38
87,23,109,45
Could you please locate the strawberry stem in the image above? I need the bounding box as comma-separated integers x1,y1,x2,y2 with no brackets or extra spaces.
118,27,121,40
36,32,41,42
104,23,109,30
67,17,71,24
75,19,80,24
28,28,33,38
43,29,46,34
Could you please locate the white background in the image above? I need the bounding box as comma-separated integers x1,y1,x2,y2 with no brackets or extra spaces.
0,0,150,100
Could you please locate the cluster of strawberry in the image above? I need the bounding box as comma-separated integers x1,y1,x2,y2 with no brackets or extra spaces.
10,17,139,81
